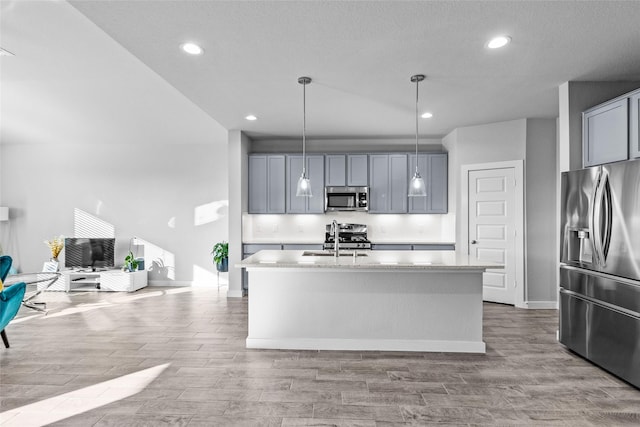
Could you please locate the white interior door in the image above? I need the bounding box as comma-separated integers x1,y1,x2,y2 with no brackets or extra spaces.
468,167,518,304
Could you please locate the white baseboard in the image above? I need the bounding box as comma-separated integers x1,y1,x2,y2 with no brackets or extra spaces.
148,280,192,287
227,289,244,298
246,338,486,353
524,300,557,309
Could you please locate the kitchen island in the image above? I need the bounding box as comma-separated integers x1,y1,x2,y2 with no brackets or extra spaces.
238,250,501,354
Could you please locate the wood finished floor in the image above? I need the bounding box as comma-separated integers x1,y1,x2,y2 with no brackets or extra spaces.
1,286,639,426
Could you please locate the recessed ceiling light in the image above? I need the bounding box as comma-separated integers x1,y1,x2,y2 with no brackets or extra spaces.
245,115,257,121
0,48,15,56
180,42,203,55
421,112,433,119
486,36,511,49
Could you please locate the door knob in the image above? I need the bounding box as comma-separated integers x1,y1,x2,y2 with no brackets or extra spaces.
470,240,477,244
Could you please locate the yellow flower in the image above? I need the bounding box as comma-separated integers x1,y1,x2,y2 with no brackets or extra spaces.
44,235,64,259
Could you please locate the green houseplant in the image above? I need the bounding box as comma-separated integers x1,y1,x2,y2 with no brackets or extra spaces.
211,241,229,272
123,251,139,272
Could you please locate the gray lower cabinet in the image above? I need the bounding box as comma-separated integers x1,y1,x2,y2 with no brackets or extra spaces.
248,155,286,214
408,153,448,213
282,244,323,250
371,243,455,251
412,244,455,251
371,244,412,250
324,154,368,186
286,155,325,213
631,91,640,159
583,98,629,167
369,154,408,213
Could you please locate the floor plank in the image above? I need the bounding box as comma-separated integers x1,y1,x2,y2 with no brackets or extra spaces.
1,287,638,426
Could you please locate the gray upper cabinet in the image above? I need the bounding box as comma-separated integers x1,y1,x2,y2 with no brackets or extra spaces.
369,154,408,213
631,90,640,159
408,153,448,214
249,155,286,214
324,155,347,186
324,154,368,186
347,154,368,186
286,155,325,213
583,98,629,167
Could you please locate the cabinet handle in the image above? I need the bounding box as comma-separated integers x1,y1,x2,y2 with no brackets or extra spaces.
470,240,477,244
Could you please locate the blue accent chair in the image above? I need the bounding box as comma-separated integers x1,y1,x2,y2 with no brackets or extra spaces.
1,255,26,348
0,255,10,281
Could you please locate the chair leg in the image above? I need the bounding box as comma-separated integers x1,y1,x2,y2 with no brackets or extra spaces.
1,329,9,348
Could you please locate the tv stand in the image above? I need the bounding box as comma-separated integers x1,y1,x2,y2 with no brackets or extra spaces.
42,269,147,292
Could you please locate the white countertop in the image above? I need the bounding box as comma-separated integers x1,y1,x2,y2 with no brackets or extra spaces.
242,241,455,245
238,250,501,271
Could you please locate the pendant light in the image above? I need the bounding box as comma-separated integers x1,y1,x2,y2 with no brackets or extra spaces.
408,74,427,197
296,76,313,197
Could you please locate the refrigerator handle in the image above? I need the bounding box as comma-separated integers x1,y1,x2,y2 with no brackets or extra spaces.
590,167,603,267
600,170,612,263
592,168,612,267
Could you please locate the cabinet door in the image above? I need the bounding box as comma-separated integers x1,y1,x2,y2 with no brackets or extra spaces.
427,154,448,213
286,155,324,213
583,99,629,167
369,154,407,213
413,244,455,251
630,91,640,159
388,154,408,213
306,155,325,213
249,155,268,213
408,154,429,213
369,155,390,213
286,156,306,213
267,155,286,213
325,155,346,186
347,154,368,186
371,244,412,250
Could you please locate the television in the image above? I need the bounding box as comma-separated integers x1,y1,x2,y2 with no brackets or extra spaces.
64,238,116,271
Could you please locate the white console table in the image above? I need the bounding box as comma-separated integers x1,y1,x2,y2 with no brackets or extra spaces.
40,270,148,292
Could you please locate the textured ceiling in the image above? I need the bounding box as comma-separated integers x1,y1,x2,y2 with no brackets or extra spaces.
14,1,640,140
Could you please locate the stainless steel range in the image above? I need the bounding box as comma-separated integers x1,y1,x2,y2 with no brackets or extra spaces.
323,223,371,250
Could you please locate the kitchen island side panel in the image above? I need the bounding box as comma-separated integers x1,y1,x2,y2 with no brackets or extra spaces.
246,269,485,353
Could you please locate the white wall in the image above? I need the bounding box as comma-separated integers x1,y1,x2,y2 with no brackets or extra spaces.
444,118,559,306
227,130,249,298
0,0,229,285
444,119,527,246
525,119,558,303
1,143,228,284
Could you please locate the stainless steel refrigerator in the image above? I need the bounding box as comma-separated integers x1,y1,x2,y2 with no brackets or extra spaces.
559,158,640,388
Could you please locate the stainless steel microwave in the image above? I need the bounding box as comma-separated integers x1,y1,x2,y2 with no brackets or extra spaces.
324,186,369,212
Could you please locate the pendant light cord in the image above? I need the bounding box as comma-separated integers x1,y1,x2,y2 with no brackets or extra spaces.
414,78,419,174
302,80,307,176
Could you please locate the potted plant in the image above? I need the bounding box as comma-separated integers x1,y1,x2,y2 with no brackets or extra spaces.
123,251,139,272
211,241,228,272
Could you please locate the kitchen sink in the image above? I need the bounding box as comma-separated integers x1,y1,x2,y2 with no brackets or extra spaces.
302,250,368,257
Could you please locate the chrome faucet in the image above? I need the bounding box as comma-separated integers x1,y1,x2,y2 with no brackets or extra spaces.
331,219,340,258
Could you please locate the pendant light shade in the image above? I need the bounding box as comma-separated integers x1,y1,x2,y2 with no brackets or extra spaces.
408,173,426,197
296,76,313,197
409,74,427,197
